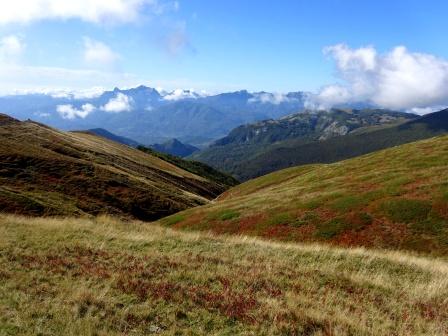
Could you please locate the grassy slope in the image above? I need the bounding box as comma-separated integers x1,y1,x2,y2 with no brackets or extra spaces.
0,114,227,220
1,214,447,335
162,135,448,255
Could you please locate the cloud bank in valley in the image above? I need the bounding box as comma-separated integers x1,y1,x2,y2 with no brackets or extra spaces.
57,103,95,119
308,44,448,112
101,93,133,113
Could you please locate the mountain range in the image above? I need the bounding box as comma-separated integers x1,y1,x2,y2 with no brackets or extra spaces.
0,86,309,147
191,108,424,180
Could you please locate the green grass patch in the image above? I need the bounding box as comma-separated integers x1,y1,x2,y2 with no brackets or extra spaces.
162,214,186,226
441,184,448,201
380,199,432,223
331,194,367,212
207,209,241,221
266,213,294,226
315,218,349,239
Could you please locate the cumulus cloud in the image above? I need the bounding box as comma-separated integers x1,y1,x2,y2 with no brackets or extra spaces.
309,44,448,112
0,0,176,25
101,93,133,112
0,35,25,62
248,92,295,105
57,103,95,119
83,37,119,67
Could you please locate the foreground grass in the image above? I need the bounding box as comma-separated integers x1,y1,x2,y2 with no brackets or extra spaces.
1,215,447,335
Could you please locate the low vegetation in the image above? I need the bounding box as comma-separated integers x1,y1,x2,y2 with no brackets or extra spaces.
162,135,448,255
1,214,447,335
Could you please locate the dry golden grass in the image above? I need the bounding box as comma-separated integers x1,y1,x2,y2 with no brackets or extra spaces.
1,214,447,335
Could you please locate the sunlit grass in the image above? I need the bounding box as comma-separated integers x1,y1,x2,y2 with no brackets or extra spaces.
1,214,447,335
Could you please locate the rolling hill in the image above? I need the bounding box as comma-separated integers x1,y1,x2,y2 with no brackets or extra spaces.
193,108,448,180
0,114,232,220
162,134,448,256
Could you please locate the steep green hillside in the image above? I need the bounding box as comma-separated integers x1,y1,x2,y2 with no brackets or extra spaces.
137,146,240,187
1,214,447,335
191,108,416,179
162,135,448,255
0,114,229,220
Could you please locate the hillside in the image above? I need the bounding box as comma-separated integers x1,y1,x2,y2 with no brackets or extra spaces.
0,114,229,220
1,214,447,335
191,108,417,179
162,135,448,256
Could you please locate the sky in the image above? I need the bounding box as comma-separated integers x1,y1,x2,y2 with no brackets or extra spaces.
0,0,448,111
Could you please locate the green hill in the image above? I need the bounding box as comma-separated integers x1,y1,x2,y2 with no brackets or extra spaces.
162,135,448,256
1,214,447,335
0,114,230,220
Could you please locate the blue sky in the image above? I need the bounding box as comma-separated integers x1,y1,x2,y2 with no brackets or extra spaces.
0,0,448,110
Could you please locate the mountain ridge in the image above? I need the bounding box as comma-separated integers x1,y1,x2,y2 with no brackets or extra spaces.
0,113,230,220
191,108,419,179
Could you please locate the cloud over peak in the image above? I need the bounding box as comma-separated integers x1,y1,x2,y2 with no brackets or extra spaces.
310,44,448,111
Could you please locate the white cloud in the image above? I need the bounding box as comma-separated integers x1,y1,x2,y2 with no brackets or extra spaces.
248,92,295,105
162,88,203,101
0,0,175,25
0,35,25,62
57,103,95,119
0,64,142,95
310,44,448,113
101,93,133,112
83,37,119,67
408,106,448,116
